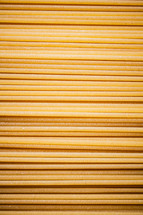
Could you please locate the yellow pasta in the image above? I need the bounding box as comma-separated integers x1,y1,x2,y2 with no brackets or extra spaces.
0,0,143,214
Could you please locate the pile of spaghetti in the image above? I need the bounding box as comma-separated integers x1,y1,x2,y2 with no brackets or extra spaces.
0,0,143,214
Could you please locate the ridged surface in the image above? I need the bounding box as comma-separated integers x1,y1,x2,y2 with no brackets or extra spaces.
0,0,143,214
